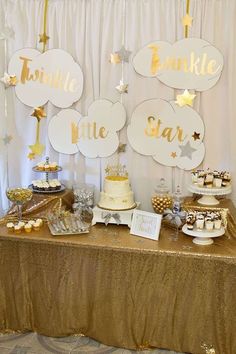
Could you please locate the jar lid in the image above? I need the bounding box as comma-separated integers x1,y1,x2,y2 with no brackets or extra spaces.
155,178,169,194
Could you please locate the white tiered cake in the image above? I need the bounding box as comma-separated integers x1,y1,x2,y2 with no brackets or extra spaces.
98,165,135,210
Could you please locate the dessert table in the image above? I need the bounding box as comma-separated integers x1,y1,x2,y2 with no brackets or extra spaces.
0,199,236,354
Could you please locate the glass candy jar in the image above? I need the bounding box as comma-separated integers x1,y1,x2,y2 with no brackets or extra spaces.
152,178,172,214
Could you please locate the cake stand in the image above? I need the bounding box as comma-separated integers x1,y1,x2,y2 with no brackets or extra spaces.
188,184,232,205
182,224,225,245
92,203,140,227
31,157,65,194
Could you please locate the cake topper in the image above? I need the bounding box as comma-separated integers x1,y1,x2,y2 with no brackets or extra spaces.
105,163,128,177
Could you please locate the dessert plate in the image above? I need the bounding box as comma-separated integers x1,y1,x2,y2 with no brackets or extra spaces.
182,224,225,245
28,184,66,194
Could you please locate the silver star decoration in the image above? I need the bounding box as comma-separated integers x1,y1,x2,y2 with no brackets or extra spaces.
0,27,15,40
3,134,13,145
116,80,128,94
115,46,131,62
179,141,197,159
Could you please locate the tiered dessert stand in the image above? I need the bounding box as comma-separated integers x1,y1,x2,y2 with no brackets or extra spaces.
188,184,232,205
30,157,65,193
182,224,225,245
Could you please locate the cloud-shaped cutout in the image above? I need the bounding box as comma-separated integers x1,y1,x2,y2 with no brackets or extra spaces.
8,48,83,108
48,99,126,158
133,38,224,91
127,99,205,170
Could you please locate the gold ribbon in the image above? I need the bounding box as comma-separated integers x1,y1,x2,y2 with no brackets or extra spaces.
185,0,190,38
42,0,49,53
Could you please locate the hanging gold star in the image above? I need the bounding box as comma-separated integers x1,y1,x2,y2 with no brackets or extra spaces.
109,53,121,64
29,142,45,156
27,152,36,160
118,143,127,153
39,33,50,45
31,106,47,120
192,131,201,140
171,152,177,158
182,14,193,27
116,80,128,94
175,90,196,107
0,72,17,87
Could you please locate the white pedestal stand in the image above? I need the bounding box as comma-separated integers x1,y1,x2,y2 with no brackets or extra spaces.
188,184,232,206
92,203,140,228
182,224,225,245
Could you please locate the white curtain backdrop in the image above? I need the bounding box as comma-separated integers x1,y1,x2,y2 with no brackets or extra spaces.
0,0,236,211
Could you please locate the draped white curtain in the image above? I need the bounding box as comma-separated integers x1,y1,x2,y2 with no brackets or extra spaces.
0,0,236,211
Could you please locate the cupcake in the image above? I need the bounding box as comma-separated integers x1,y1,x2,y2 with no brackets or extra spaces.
197,177,205,187
50,162,58,171
44,164,50,171
191,171,198,184
196,214,204,230
213,174,222,188
18,221,25,230
37,163,44,171
204,173,214,188
205,218,214,231
14,225,21,234
214,214,222,230
24,223,32,233
28,220,35,226
33,221,40,231
36,218,43,227
6,222,15,231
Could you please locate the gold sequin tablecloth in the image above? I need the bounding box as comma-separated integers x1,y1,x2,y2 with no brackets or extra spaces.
0,200,236,354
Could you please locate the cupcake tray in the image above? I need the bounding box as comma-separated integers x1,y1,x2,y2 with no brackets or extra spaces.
33,166,63,173
47,218,89,236
182,224,225,245
28,184,66,194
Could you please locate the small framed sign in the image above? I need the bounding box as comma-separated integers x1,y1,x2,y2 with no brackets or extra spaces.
130,210,162,240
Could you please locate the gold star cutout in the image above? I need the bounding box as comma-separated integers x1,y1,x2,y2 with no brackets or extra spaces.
31,106,47,120
175,89,196,107
0,72,17,87
182,14,193,27
39,33,50,45
29,142,45,156
27,152,36,160
118,143,127,153
109,53,121,64
192,131,201,140
171,152,177,158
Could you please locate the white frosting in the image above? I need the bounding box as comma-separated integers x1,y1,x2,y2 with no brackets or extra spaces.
99,176,135,210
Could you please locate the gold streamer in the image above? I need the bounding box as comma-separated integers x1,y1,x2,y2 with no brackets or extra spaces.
40,0,49,53
28,0,49,160
185,0,190,38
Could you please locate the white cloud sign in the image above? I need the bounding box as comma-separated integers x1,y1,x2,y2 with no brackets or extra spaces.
8,48,83,108
48,99,126,158
133,38,224,91
127,99,205,170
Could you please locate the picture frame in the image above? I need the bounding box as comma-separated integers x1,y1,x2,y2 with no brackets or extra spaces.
130,209,162,240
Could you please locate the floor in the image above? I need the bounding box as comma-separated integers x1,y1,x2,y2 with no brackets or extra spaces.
0,333,183,354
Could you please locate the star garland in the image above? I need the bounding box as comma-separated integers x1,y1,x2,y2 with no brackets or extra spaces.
28,0,49,160
183,0,192,38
